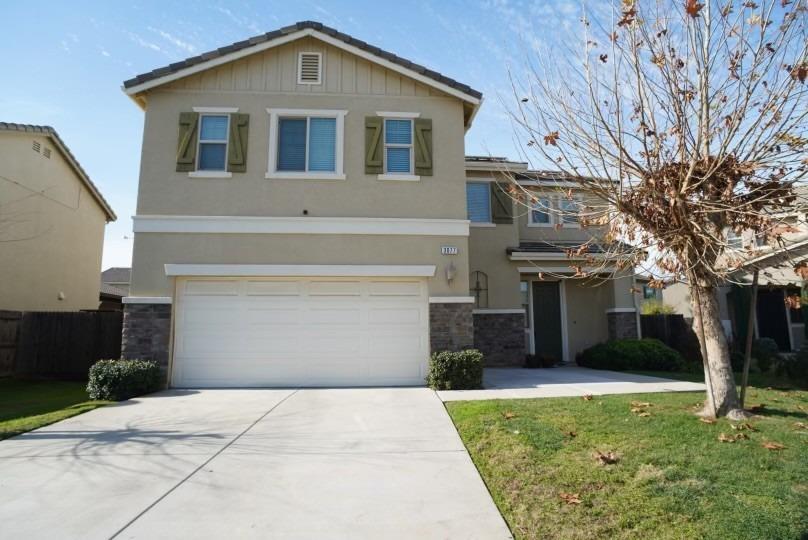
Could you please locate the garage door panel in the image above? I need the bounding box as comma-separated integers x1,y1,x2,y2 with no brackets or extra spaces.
173,277,429,387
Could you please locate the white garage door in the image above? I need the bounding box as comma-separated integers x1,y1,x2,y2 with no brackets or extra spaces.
172,277,429,387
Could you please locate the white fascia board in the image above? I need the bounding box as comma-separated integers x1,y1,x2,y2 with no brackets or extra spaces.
122,296,172,304
428,296,475,303
375,111,420,118
133,215,470,237
193,106,239,113
165,264,437,277
123,28,481,107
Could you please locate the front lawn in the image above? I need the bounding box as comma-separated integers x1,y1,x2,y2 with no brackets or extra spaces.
447,376,808,539
0,379,111,440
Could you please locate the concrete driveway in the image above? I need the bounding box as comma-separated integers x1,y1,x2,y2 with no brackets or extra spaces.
438,367,706,402
0,388,511,540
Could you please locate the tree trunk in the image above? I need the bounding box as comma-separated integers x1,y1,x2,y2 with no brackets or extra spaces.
690,282,746,419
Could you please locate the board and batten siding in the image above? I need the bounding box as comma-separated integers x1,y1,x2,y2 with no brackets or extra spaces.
164,37,447,98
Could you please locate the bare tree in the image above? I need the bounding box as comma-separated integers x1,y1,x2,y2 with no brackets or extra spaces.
503,0,807,418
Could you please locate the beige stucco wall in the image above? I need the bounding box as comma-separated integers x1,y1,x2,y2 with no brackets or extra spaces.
564,279,613,360
130,233,468,297
0,132,107,310
130,38,470,297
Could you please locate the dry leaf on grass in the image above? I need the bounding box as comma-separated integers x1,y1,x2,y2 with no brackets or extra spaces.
503,411,517,420
630,401,652,408
730,423,758,432
700,418,717,424
594,450,619,465
718,432,749,443
559,492,582,505
794,422,807,430
582,394,594,401
762,441,785,450
565,430,578,438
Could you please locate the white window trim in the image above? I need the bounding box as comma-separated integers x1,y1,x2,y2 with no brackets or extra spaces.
528,193,555,228
195,113,230,174
189,171,233,179
297,51,322,85
378,173,420,181
380,117,415,178
375,111,420,118
266,108,347,180
466,181,493,225
192,106,239,113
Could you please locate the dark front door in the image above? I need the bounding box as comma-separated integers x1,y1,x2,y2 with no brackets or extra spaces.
532,281,563,362
756,289,790,351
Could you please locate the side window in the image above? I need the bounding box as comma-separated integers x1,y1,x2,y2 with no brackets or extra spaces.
559,198,581,225
530,196,552,226
466,183,491,223
198,115,229,171
384,119,413,175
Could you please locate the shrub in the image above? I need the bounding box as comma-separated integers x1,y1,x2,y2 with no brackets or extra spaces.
640,300,676,315
751,338,779,373
577,339,685,372
426,349,484,390
730,350,746,372
777,347,808,384
525,354,557,368
87,359,162,401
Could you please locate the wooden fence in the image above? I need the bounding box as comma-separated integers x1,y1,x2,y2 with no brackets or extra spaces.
640,314,703,364
0,310,122,380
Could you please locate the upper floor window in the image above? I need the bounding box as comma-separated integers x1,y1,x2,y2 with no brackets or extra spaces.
559,198,581,225
267,108,347,180
198,115,229,171
726,229,743,250
384,119,413,175
466,182,492,223
530,196,552,226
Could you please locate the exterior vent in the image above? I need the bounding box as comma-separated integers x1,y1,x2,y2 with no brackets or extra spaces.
298,52,322,85
43,147,51,159
32,141,41,153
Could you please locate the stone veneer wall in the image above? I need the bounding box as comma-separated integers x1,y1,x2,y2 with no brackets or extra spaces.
473,312,525,367
607,310,638,340
429,302,474,353
121,303,172,379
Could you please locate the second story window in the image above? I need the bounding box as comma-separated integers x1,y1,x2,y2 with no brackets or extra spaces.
559,198,581,225
198,115,229,171
530,196,552,226
267,108,347,180
466,182,492,223
384,119,413,175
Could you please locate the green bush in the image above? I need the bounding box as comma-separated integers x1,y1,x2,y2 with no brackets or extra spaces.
426,350,484,390
777,347,808,383
751,338,779,373
640,300,675,315
577,339,685,372
87,359,161,401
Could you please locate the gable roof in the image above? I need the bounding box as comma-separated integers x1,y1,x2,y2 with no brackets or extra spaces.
122,21,482,124
100,282,128,299
101,267,131,283
0,122,116,221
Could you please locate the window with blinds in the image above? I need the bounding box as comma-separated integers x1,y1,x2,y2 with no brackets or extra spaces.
384,119,413,174
466,182,491,223
277,116,336,172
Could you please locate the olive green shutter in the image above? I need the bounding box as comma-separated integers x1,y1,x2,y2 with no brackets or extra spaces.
414,118,433,176
491,182,514,224
365,116,383,174
227,113,249,173
176,112,199,172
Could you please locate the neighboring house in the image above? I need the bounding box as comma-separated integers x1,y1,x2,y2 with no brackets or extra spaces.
120,21,636,388
663,195,808,351
101,267,131,295
99,283,127,311
0,123,116,311
635,275,664,311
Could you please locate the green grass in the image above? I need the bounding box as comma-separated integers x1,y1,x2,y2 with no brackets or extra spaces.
0,379,111,440
447,375,808,540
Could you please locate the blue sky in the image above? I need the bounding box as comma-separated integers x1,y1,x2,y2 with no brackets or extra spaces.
0,0,582,268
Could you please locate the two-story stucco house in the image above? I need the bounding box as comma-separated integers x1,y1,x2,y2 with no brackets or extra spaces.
121,21,639,388
0,123,116,311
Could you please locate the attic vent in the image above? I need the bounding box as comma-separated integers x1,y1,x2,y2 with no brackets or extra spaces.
32,141,41,153
43,147,51,159
298,52,322,85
